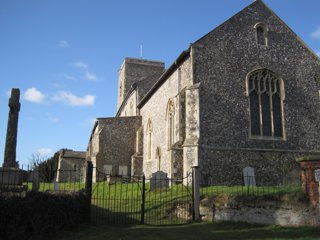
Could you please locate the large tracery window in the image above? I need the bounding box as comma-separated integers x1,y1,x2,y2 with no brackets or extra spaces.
146,119,153,160
247,69,285,139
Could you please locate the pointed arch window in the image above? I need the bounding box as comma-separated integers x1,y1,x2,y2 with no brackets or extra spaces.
146,119,153,160
254,23,268,46
156,147,161,171
166,99,175,149
247,69,285,139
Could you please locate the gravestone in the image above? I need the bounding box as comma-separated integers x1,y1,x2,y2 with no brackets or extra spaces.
243,166,256,186
150,171,169,191
54,181,59,191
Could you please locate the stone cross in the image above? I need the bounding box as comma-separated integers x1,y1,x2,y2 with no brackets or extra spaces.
3,88,20,168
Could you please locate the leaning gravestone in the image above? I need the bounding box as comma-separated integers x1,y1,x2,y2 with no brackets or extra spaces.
243,166,256,186
150,171,169,191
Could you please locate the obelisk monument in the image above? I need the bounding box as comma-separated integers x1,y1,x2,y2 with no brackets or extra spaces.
3,88,20,168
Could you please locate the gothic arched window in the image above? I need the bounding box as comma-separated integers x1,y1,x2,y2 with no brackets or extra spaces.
254,23,268,46
166,99,175,149
247,69,285,138
146,119,153,160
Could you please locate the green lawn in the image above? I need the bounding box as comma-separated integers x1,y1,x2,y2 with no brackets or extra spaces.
43,222,320,240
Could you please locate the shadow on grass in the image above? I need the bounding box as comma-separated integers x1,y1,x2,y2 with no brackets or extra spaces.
48,221,320,240
90,204,141,225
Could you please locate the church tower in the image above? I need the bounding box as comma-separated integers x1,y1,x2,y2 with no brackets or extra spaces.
117,58,165,110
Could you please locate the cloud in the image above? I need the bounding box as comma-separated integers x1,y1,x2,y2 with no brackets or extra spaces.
73,61,88,70
58,40,69,48
63,74,77,81
311,27,320,40
37,148,53,157
23,87,45,104
85,71,97,81
52,91,95,106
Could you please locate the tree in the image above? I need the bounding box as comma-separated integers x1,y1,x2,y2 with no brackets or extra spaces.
29,151,60,182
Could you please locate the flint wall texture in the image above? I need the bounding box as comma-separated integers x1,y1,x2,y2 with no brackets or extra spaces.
140,57,192,178
192,0,320,183
93,117,141,176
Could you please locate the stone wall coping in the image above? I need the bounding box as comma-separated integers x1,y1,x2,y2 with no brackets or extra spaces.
296,155,320,162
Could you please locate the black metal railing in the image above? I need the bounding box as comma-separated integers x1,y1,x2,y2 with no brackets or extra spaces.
90,168,193,225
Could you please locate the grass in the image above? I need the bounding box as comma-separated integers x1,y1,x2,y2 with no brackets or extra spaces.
22,179,303,226
42,222,320,240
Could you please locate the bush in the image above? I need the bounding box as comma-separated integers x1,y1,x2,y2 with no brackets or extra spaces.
0,191,89,240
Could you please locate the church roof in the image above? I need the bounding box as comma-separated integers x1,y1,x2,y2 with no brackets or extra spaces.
60,150,86,159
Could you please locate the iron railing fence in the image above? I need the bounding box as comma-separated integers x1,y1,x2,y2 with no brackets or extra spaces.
0,166,86,197
200,175,302,198
90,168,193,225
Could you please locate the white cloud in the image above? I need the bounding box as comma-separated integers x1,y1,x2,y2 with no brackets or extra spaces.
73,61,88,70
23,87,45,104
85,71,97,81
37,148,53,157
52,91,95,106
312,27,320,40
63,74,77,81
58,40,69,48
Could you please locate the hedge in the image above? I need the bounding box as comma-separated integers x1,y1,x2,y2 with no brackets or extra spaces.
0,191,90,240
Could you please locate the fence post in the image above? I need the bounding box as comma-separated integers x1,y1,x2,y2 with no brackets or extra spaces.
192,167,200,221
85,161,93,222
141,175,146,224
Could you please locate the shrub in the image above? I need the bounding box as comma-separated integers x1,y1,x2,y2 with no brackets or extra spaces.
0,191,89,240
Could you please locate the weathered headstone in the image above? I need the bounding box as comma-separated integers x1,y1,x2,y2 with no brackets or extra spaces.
3,88,20,168
243,166,256,186
53,181,59,191
150,171,169,191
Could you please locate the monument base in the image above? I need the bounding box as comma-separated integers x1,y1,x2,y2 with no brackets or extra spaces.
0,167,22,185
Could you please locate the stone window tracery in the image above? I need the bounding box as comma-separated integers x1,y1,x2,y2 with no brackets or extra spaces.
166,99,175,149
247,69,285,139
146,119,153,160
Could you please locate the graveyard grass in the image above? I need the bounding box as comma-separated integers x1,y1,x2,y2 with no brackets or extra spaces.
47,221,320,240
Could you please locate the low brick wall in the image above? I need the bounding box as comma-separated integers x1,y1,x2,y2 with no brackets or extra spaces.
200,195,320,226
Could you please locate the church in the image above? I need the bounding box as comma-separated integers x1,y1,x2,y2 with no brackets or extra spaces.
86,0,320,184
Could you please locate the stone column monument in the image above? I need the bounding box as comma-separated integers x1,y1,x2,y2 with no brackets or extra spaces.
3,88,21,169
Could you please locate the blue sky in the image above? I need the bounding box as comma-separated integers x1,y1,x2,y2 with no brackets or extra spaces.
1,0,320,167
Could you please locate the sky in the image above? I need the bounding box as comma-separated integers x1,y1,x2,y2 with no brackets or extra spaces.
0,0,320,167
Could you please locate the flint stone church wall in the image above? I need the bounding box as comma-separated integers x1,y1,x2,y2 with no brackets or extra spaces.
193,1,320,183
93,117,141,177
140,57,192,178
